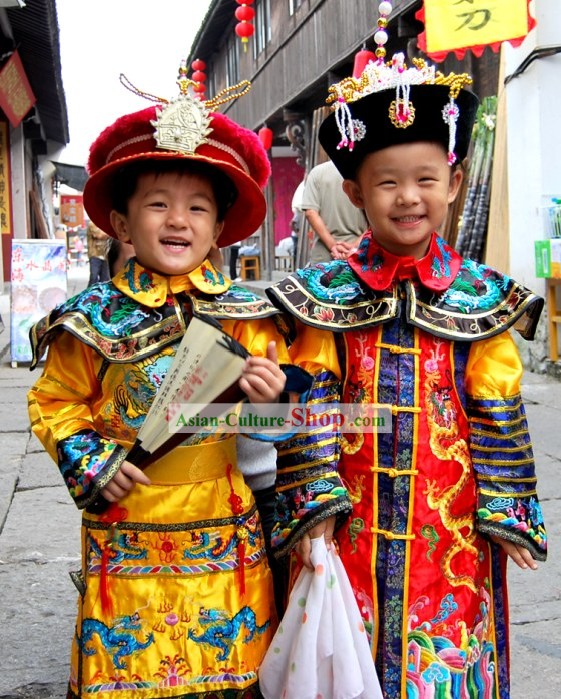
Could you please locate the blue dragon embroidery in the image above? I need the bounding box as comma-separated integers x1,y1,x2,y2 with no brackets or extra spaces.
80,613,154,670
58,283,151,337
183,526,261,561
123,263,155,294
113,353,174,429
88,531,148,564
445,259,511,313
296,262,364,303
188,606,270,662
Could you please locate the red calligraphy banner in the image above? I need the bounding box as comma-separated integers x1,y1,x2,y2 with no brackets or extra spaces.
0,51,36,127
416,0,536,62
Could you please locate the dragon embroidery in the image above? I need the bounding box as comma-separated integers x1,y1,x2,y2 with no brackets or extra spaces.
112,349,175,430
422,340,479,593
88,531,148,566
80,613,154,670
188,606,270,662
183,515,261,561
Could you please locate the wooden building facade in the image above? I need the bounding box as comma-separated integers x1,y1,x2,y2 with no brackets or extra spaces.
0,0,69,286
187,0,499,272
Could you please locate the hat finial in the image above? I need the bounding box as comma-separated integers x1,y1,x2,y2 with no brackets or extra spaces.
326,3,473,165
150,63,213,155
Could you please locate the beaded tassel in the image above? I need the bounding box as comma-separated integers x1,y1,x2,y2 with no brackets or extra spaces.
335,93,356,150
442,98,460,165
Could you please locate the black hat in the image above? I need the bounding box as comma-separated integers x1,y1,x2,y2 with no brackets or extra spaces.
319,56,479,180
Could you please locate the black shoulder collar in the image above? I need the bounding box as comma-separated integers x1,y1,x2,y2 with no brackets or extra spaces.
30,281,280,369
267,259,543,341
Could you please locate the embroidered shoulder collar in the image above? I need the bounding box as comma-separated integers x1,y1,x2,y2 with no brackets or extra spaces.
267,257,543,341
30,262,280,368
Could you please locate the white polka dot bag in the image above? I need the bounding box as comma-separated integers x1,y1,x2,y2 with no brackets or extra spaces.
259,535,383,699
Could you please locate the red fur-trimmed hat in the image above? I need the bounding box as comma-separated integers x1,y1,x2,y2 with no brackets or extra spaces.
83,78,270,248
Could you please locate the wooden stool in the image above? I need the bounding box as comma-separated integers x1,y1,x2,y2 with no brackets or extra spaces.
240,255,260,281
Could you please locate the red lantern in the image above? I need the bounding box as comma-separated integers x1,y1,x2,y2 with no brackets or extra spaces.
235,21,255,40
352,48,376,78
193,83,206,100
190,59,206,100
234,0,255,50
258,125,273,150
235,5,255,21
191,58,206,72
192,70,206,83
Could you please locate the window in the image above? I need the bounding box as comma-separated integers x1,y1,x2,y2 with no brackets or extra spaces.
289,0,303,15
226,34,240,87
206,69,216,101
253,0,271,57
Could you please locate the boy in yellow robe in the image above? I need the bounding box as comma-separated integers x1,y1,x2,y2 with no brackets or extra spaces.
28,68,297,699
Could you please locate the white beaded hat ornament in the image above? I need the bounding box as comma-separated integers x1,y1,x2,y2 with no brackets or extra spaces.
319,1,479,179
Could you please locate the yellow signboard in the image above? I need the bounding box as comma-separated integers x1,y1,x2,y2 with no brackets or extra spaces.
417,0,534,61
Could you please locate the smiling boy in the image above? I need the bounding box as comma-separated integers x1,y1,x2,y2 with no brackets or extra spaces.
28,72,295,698
267,55,547,698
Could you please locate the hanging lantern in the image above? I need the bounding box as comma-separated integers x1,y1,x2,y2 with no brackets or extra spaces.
235,0,255,51
258,125,273,150
191,58,206,72
235,4,255,22
190,59,206,100
192,70,206,84
352,47,376,78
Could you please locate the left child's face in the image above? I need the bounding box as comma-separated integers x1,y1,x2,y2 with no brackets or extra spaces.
110,171,224,276
343,141,463,259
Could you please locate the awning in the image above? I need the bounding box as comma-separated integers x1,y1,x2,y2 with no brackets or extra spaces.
52,161,88,192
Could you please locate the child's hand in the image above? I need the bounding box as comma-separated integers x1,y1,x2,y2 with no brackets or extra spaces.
489,534,538,570
239,341,286,404
296,515,337,569
100,460,151,503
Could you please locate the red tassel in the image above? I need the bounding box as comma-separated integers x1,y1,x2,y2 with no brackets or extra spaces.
98,503,128,618
226,464,247,596
100,544,114,617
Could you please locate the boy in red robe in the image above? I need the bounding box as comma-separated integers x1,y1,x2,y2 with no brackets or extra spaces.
267,50,546,699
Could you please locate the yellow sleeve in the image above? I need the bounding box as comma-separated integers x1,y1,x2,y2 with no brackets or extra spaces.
222,317,291,364
286,321,342,378
28,330,128,509
464,330,522,398
28,331,103,460
465,330,547,561
269,319,351,557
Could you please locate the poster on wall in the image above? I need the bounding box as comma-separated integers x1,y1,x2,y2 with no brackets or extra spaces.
60,193,84,228
10,239,67,365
